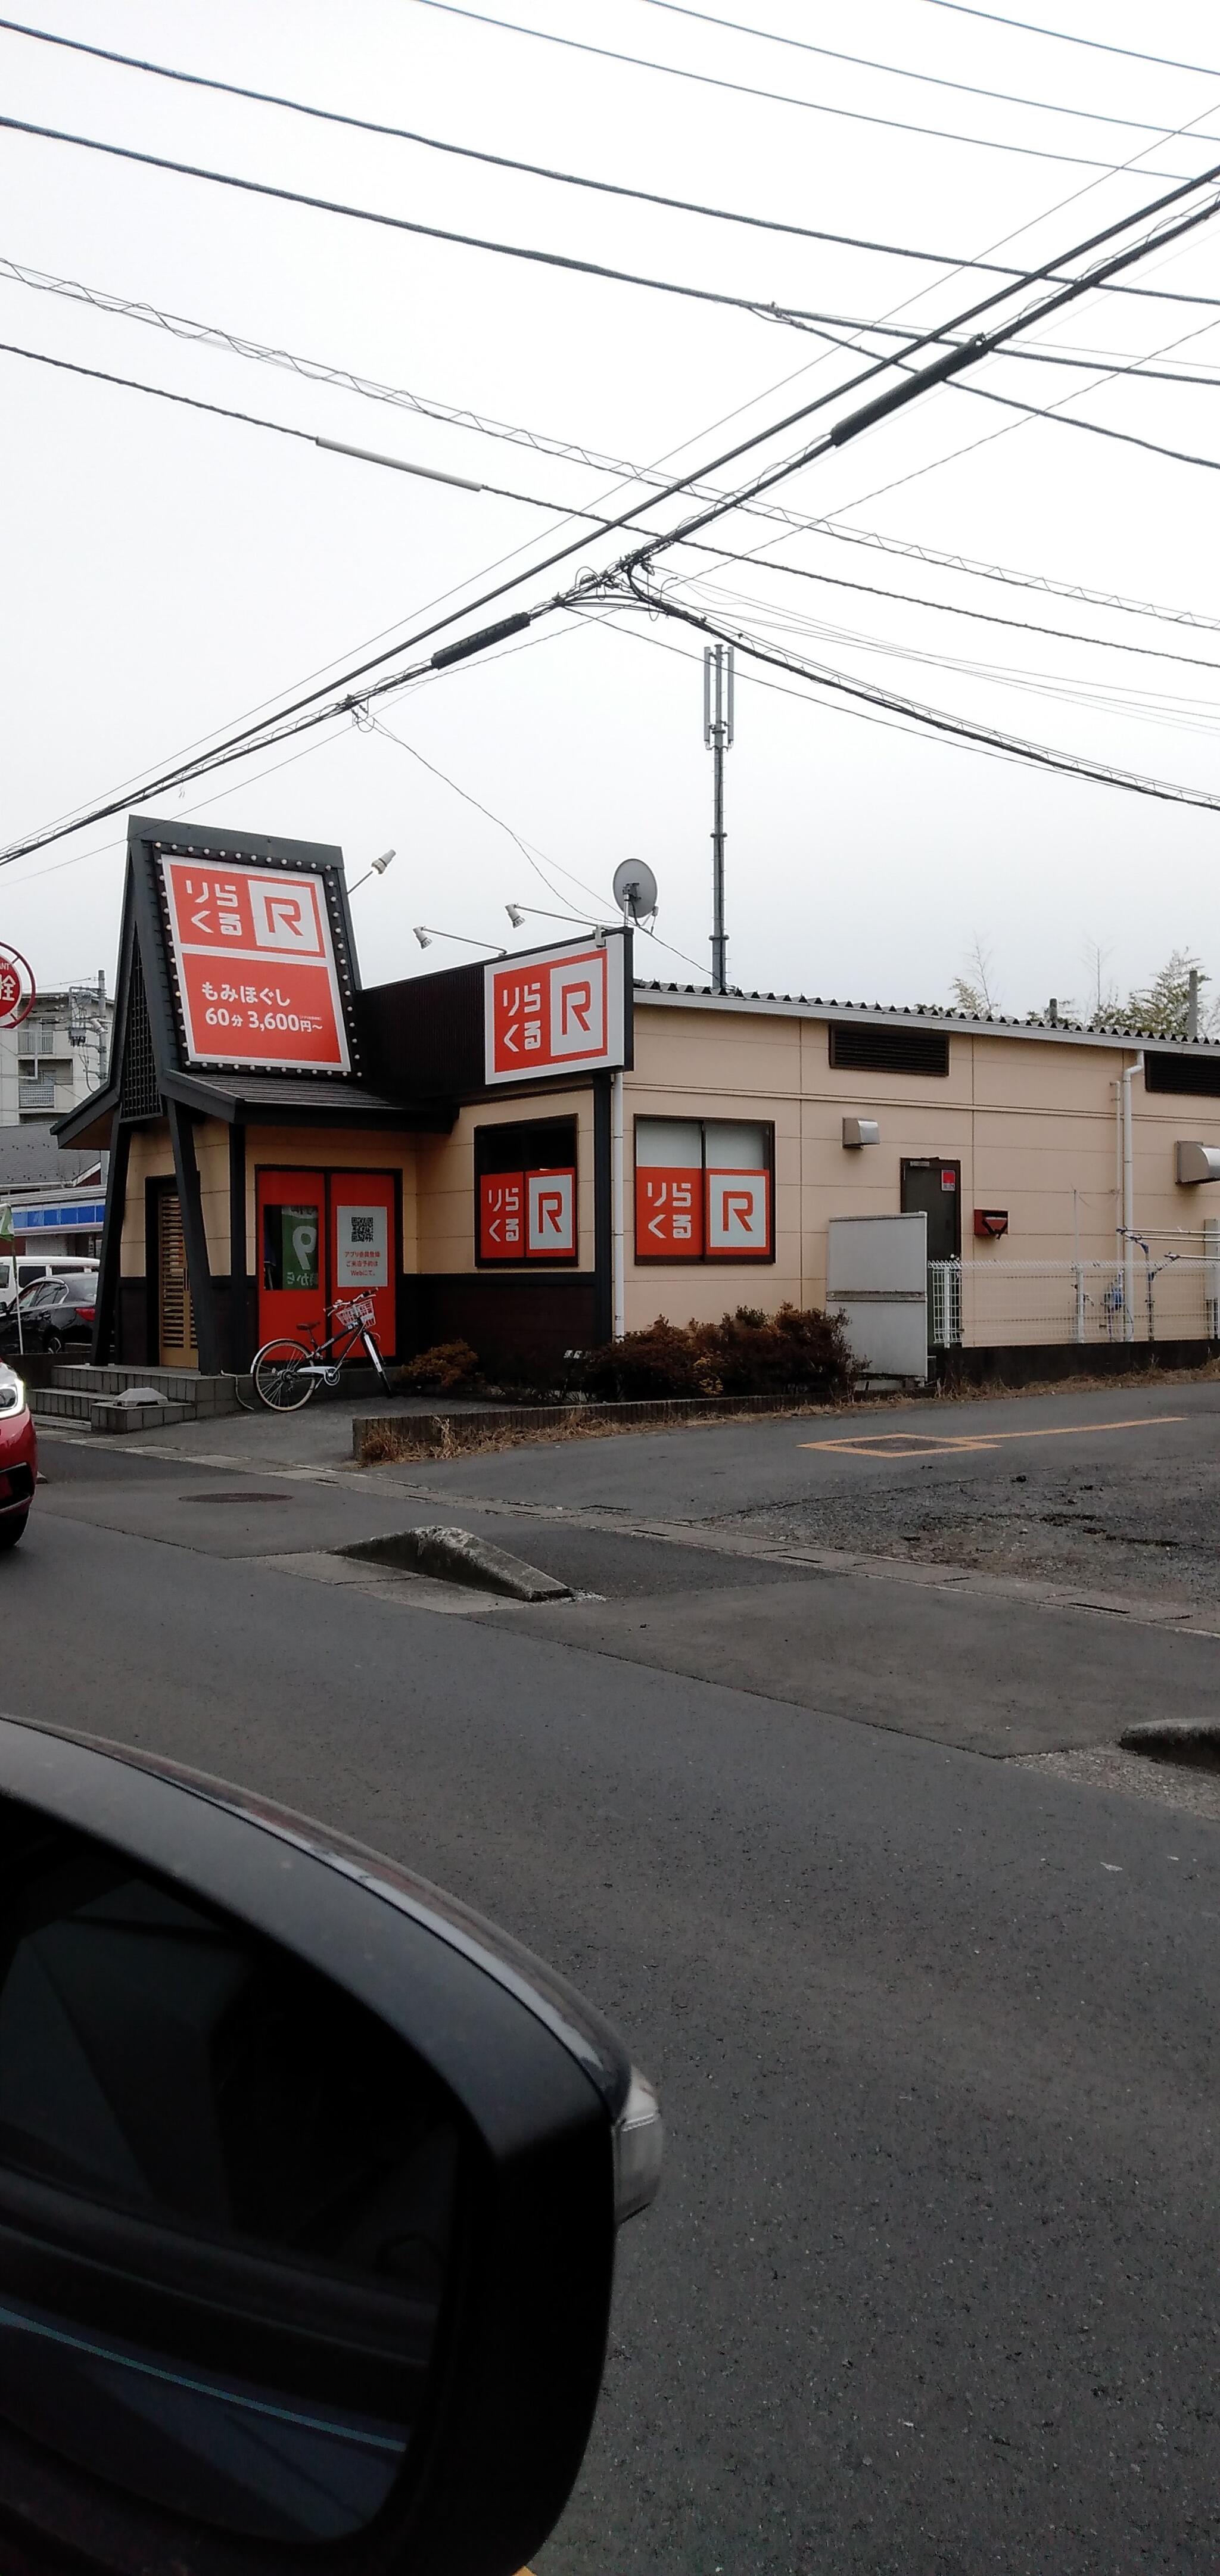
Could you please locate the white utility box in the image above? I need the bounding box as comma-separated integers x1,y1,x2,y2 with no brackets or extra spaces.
826,1212,928,1381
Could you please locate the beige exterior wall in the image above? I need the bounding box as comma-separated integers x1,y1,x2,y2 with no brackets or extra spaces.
622,1002,1220,1343
114,1010,1220,1357
414,1086,594,1278
122,1122,420,1281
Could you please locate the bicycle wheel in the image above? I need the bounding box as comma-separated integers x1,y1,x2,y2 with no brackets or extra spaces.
251,1338,314,1411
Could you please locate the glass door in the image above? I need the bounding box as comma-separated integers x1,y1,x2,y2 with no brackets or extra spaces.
329,1173,397,1357
256,1170,326,1349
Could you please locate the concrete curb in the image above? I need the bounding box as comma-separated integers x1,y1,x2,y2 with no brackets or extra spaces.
340,1525,573,1603
1119,1721,1220,1765
353,1390,846,1462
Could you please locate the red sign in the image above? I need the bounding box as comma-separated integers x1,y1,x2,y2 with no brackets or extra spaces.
0,945,35,1030
480,1173,525,1260
706,1169,771,1259
160,859,350,1072
484,936,627,1084
636,1168,703,1259
479,1167,577,1261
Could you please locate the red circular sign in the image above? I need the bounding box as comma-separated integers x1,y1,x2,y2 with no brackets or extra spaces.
0,945,35,1029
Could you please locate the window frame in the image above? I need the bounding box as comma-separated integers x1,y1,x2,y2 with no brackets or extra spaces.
472,1116,580,1270
633,1115,776,1266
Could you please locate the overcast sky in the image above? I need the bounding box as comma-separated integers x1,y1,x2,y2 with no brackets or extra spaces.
4,0,1220,1021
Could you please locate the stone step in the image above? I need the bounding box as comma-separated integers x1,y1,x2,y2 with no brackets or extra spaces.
31,1385,193,1434
30,1387,94,1421
47,1363,240,1416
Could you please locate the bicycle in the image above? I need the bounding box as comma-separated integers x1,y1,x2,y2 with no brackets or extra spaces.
248,1293,393,1412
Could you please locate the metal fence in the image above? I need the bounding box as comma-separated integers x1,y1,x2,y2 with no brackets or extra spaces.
928,1254,1220,1348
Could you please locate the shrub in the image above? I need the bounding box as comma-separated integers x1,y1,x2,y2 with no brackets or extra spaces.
399,1338,480,1393
580,1303,857,1402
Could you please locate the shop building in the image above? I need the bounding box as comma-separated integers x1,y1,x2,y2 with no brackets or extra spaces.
56,820,1220,1378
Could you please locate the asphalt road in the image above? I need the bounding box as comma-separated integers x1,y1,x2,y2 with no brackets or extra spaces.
9,1403,1220,2571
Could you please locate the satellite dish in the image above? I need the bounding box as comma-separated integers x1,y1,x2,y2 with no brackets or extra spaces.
612,859,658,924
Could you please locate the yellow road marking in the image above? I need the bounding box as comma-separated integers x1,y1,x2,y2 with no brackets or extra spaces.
801,1415,1187,1460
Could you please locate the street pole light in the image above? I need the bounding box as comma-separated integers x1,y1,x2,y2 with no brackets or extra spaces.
703,644,733,995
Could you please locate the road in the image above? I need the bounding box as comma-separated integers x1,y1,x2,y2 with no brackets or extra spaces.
8,1382,1220,2571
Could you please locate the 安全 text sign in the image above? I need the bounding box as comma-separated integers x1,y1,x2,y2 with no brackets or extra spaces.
160,860,350,1071
484,935,626,1084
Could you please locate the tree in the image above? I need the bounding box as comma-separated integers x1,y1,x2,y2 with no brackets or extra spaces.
950,935,999,1018
1121,949,1218,1039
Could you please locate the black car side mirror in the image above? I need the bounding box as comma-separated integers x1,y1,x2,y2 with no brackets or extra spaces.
0,1718,661,2576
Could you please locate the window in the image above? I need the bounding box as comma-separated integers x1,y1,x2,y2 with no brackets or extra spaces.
474,1119,578,1266
261,1204,319,1295
829,1021,950,1077
634,1117,774,1262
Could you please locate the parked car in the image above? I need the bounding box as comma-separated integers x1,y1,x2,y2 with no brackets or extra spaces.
0,1718,662,2571
0,1253,97,1318
0,1368,35,1548
0,1272,97,1356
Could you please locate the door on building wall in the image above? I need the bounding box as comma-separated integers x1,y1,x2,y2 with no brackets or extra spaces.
157,1188,197,1368
256,1170,326,1350
900,1158,961,1262
329,1173,397,1357
256,1169,399,1354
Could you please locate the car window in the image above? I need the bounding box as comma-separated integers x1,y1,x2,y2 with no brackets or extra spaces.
0,1262,10,1290
16,1264,48,1288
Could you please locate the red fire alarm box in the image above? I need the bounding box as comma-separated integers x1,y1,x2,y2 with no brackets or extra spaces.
974,1208,1009,1239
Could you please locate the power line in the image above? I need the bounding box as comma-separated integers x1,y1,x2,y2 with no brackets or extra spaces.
5,11,1218,313
8,139,1220,864
618,179,1220,573
953,371,1220,473
0,111,832,338
21,92,1208,398
914,0,1220,83
8,248,1217,647
609,609,1220,812
813,519,1220,637
613,585,1220,814
412,0,1196,179
0,337,569,496
678,540,1220,676
13,320,1220,680
680,572,1220,734
371,714,708,977
636,0,1218,143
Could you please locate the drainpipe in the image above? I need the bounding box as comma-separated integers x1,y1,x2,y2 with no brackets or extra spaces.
1122,1051,1143,1340
611,1067,626,1340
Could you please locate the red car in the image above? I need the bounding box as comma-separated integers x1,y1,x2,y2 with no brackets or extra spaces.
0,1368,36,1548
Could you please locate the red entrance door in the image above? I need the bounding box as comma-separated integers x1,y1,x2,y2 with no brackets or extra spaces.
330,1172,397,1357
257,1170,326,1348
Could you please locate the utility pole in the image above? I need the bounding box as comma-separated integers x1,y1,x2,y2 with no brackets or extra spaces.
703,643,733,994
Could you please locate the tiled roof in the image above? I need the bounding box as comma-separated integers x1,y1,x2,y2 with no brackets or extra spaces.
633,982,1216,1052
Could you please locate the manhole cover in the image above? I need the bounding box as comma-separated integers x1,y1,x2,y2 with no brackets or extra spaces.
181,1491,292,1504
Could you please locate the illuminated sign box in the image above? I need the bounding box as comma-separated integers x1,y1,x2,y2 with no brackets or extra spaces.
484,935,628,1086
160,858,351,1074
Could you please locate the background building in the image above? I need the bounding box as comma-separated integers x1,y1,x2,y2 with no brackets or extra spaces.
0,976,113,1127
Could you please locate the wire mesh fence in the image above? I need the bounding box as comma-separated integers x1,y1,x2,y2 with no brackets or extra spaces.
928,1254,1220,1348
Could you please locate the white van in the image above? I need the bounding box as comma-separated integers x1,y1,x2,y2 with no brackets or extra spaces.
0,1255,99,1318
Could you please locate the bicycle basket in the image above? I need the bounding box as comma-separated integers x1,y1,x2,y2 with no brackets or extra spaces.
334,1293,377,1331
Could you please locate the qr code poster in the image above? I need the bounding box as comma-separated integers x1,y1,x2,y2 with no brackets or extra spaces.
336,1204,388,1288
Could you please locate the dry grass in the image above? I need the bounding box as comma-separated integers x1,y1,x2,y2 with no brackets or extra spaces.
354,1354,1220,1465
